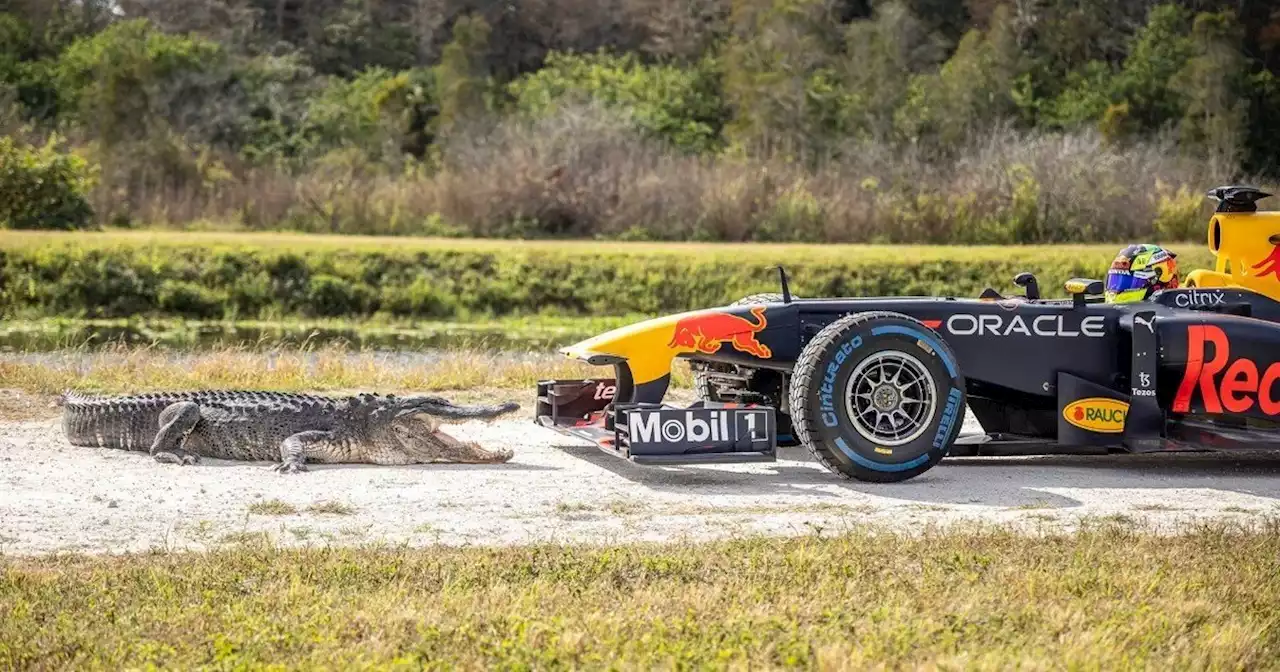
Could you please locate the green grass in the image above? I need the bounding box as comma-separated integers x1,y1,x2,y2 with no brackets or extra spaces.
306,501,357,516
2,524,1279,668
0,229,1175,256
218,531,273,547
555,502,594,514
246,499,299,516
1133,503,1181,512
0,230,1212,321
1013,499,1056,511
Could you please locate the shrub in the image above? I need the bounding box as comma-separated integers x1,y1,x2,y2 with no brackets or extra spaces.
1152,181,1206,242
0,232,1218,321
303,67,438,164
305,274,375,317
0,136,94,230
53,19,224,146
67,109,1223,243
509,51,727,153
157,280,223,319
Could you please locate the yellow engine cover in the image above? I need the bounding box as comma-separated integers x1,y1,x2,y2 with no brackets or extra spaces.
1189,210,1280,302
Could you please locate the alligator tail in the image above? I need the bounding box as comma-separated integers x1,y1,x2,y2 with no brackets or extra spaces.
61,394,169,451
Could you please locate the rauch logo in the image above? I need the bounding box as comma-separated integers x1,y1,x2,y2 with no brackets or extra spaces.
1173,324,1280,414
1062,397,1128,433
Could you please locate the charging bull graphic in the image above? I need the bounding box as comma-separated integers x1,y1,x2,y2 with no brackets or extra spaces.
1253,244,1280,281
668,307,772,358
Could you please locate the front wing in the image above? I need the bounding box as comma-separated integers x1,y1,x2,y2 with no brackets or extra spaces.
535,379,778,464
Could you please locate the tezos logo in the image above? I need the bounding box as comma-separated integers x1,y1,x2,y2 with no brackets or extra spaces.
1174,290,1226,308
1063,398,1128,433
946,314,1105,338
1131,368,1162,396
1131,371,1155,397
593,382,616,400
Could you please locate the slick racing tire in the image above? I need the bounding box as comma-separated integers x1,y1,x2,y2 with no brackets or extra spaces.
690,292,799,446
789,311,966,483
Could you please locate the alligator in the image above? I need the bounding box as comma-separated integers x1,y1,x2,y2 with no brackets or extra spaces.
61,390,519,472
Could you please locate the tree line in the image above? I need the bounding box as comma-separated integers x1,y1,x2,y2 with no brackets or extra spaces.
0,0,1275,241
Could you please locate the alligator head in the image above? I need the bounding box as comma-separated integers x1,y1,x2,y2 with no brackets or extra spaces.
356,395,519,463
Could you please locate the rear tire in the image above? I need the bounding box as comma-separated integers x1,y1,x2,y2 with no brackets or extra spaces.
789,312,966,482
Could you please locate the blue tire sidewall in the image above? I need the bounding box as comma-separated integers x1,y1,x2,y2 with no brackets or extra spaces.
805,318,965,475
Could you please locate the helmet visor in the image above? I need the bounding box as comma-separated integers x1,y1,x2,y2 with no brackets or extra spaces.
1106,271,1149,295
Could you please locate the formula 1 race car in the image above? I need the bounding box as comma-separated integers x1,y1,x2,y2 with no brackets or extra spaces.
535,185,1280,482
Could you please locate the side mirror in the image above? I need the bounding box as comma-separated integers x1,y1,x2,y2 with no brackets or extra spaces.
1065,278,1104,308
1013,272,1040,300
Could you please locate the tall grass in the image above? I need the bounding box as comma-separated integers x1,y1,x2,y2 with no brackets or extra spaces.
89,107,1230,244
0,315,640,352
2,523,1279,668
0,343,649,397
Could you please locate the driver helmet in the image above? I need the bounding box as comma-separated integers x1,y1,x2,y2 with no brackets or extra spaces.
1105,244,1179,303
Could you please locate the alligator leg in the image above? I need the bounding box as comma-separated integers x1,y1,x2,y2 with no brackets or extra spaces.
151,402,202,465
275,431,335,473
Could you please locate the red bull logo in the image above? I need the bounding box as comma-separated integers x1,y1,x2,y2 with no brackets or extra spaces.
668,306,772,358
1251,245,1280,281
1174,324,1280,415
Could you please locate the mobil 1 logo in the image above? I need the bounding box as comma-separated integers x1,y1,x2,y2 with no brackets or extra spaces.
623,406,776,455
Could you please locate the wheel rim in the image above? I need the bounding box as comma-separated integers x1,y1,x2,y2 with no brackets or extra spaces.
844,350,938,447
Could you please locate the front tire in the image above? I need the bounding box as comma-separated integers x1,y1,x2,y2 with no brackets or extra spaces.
789,312,966,482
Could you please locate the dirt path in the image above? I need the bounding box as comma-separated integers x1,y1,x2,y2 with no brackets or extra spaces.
4,408,1280,555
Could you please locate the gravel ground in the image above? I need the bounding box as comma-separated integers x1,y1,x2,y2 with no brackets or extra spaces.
4,409,1280,555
